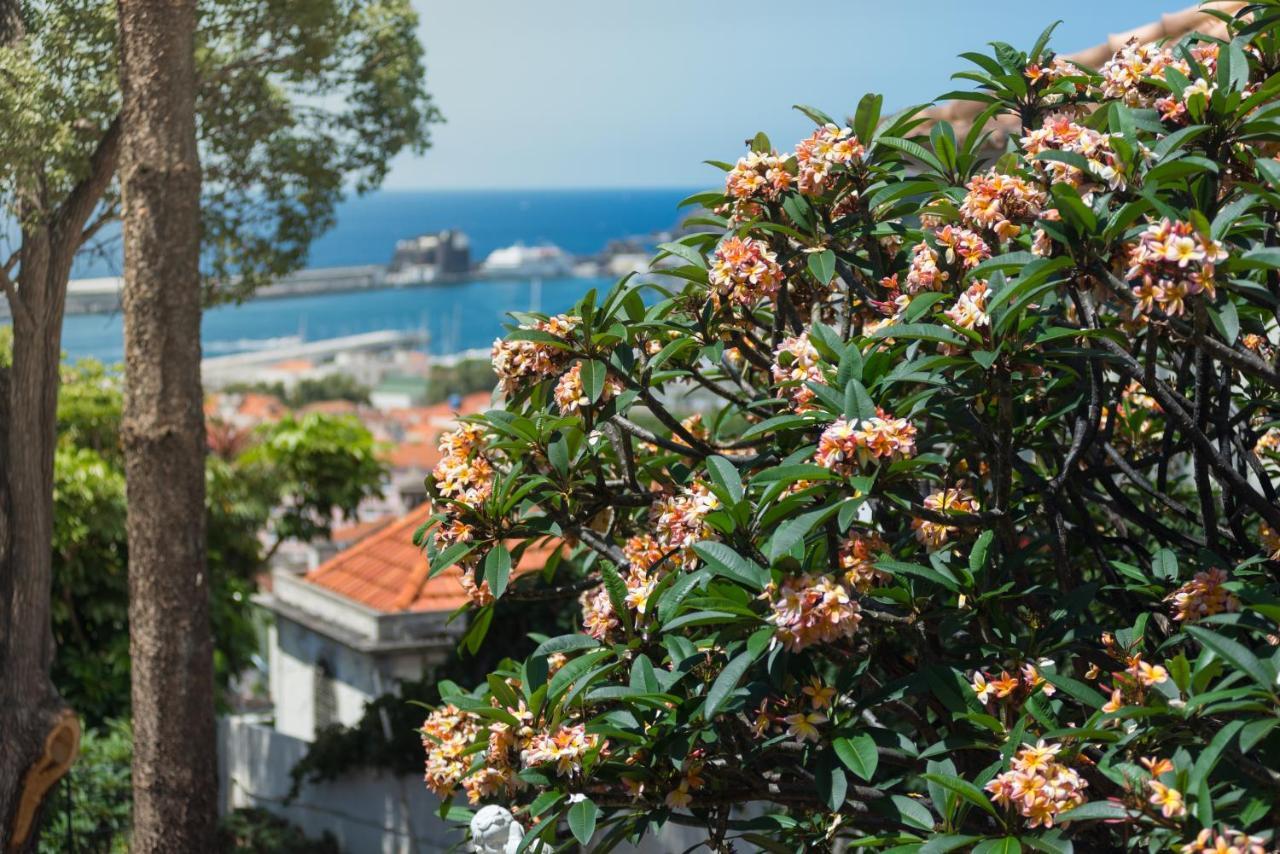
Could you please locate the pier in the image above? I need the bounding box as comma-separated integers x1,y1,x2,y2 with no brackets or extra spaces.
0,265,390,321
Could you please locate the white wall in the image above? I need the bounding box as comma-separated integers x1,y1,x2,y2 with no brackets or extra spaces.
219,716,463,854
271,618,380,742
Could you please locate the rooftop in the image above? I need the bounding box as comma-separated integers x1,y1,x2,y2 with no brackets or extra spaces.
302,501,556,614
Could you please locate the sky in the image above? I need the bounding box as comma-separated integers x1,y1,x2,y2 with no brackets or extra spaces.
389,0,1191,190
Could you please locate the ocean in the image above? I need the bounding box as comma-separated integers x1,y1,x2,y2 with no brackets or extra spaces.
60,188,699,364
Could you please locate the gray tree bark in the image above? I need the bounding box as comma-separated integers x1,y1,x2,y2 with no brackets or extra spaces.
117,0,216,849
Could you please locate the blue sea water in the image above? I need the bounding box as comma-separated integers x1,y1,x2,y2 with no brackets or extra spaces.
60,187,698,364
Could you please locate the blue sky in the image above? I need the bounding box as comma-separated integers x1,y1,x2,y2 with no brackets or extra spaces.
392,0,1190,190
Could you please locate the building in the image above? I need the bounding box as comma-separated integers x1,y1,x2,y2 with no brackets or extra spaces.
219,501,559,852
386,229,471,284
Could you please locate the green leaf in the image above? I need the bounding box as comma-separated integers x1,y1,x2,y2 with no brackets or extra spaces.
808,249,836,285
428,541,475,579
483,545,512,599
1152,548,1178,581
879,136,948,175
567,798,599,846
1208,299,1240,344
1189,719,1246,791
868,322,965,347
705,455,744,504
920,836,981,854
600,562,630,631
1185,625,1277,691
922,773,999,818
1038,670,1108,708
969,530,994,576
766,505,842,562
656,241,706,269
972,839,1021,854
888,794,936,831
580,359,607,404
704,648,759,718
1054,801,1132,822
691,541,769,591
833,734,879,781
532,634,599,658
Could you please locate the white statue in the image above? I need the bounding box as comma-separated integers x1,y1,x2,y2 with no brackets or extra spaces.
470,804,548,854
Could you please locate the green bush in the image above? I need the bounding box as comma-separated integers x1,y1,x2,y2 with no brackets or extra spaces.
216,808,340,854
417,10,1280,853
39,720,133,853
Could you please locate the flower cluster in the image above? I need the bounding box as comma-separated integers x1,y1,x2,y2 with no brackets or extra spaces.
725,150,792,201
911,487,979,550
985,741,1088,829
1167,568,1240,622
1098,38,1189,107
944,280,991,333
521,724,605,778
972,660,1055,703
1024,56,1078,88
708,236,784,309
771,333,824,412
554,361,624,415
432,423,494,509
421,704,482,799
1098,652,1170,713
1125,219,1227,318
815,412,917,474
904,240,948,294
580,535,667,640
1021,116,1125,193
765,573,862,651
1183,828,1269,854
960,170,1047,239
935,225,991,270
651,482,720,565
837,531,890,592
491,314,578,395
794,124,864,195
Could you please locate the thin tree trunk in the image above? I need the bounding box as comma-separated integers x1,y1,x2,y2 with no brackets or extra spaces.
0,223,85,852
117,0,215,849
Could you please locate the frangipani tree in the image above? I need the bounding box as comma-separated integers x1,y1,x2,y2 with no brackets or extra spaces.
419,6,1280,852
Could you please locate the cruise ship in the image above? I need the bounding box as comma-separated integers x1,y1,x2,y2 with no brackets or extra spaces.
478,243,574,279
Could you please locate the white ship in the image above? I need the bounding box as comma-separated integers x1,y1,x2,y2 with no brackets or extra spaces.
479,242,574,279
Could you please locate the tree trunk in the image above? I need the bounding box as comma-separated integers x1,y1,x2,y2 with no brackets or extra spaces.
0,217,85,854
117,0,215,850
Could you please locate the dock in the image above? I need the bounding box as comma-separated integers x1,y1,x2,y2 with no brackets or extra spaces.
0,265,390,320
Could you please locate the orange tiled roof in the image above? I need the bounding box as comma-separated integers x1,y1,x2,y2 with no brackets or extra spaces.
300,399,360,417
331,517,394,546
237,392,288,422
304,501,557,613
271,358,315,373
387,439,442,473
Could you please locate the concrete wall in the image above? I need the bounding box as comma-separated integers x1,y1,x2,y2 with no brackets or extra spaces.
270,620,381,742
219,716,463,854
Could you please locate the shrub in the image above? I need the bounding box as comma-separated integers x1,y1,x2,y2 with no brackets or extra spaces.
39,720,133,853
418,9,1280,853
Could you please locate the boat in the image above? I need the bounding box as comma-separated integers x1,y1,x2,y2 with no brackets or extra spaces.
478,243,574,279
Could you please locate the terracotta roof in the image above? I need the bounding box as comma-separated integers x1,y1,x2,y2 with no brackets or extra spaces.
386,439,441,473
299,399,360,416
920,3,1242,146
271,358,315,373
331,517,394,546
303,501,558,613
236,392,288,422
380,391,495,472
